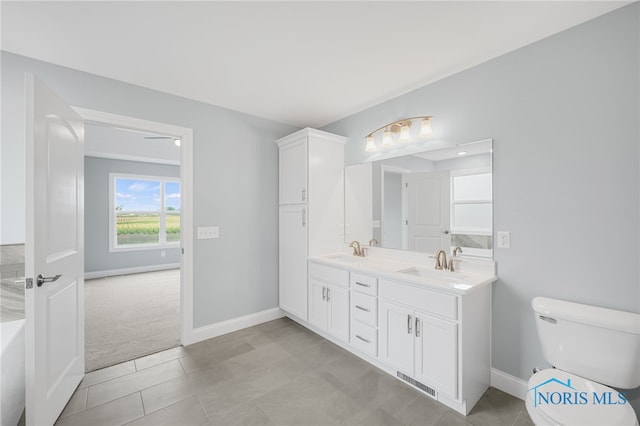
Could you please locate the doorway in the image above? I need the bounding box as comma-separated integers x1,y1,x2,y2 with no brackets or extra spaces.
75,108,195,370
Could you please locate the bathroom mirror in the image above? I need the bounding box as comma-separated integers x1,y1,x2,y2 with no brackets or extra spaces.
344,139,493,258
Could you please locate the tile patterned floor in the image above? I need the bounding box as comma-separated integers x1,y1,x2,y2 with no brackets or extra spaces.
55,318,534,426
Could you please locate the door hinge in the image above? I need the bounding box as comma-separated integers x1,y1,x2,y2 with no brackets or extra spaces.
181,248,184,254
26,278,33,289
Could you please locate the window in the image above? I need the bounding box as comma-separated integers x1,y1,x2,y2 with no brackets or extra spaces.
110,173,180,250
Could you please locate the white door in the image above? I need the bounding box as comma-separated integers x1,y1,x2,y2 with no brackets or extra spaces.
405,171,450,254
24,75,85,426
379,301,414,375
279,139,307,204
308,279,327,330
279,205,308,320
414,312,458,399
326,285,349,342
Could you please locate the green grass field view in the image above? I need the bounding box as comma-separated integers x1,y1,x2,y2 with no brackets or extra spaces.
116,213,180,245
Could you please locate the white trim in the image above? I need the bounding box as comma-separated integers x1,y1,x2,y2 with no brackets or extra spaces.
185,307,284,346
73,107,194,347
84,263,180,280
85,152,180,166
490,368,528,401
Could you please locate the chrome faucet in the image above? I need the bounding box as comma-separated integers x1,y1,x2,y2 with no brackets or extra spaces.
449,246,463,272
368,238,378,247
349,240,365,257
433,249,448,270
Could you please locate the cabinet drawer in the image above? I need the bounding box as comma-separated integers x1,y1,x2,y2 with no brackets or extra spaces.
379,279,458,320
350,273,377,296
350,291,377,327
350,321,377,357
309,262,349,287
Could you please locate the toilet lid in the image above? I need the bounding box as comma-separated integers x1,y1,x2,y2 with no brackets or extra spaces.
527,369,638,426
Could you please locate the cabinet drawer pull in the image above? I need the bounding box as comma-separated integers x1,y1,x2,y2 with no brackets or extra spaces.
355,335,370,344
322,286,326,301
355,305,370,312
302,209,306,227
302,189,306,201
415,317,420,337
355,282,370,288
327,288,330,301
407,314,412,334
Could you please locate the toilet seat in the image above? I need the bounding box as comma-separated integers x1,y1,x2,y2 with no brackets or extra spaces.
526,369,638,426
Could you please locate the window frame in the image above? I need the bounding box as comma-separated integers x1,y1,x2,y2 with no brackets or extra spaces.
109,172,181,252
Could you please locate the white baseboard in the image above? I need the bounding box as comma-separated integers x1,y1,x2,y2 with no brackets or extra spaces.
185,307,284,346
84,263,181,280
491,368,528,401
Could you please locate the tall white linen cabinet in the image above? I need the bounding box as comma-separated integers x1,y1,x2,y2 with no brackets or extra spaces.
276,128,346,321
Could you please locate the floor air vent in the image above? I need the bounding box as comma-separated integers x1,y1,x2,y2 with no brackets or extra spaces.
397,372,437,399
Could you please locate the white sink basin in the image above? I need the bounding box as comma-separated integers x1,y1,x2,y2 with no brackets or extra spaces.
397,267,467,283
324,254,363,264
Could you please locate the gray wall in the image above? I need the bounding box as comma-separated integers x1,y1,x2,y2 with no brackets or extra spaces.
84,156,181,274
324,4,640,382
1,51,298,328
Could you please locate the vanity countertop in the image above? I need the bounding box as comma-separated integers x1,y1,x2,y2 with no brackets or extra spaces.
309,252,497,295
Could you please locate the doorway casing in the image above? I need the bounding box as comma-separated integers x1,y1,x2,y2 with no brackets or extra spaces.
74,108,196,345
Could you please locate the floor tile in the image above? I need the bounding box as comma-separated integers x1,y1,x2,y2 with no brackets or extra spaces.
512,409,535,426
198,377,267,423
55,393,144,426
436,410,473,426
87,359,185,408
466,387,524,426
79,361,136,388
224,342,291,377
351,406,404,426
280,403,342,426
395,394,449,425
126,395,208,426
134,346,186,371
179,341,255,373
58,387,88,419
318,352,373,386
141,364,233,414
208,400,275,426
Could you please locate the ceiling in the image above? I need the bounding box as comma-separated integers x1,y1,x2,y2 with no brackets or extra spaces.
1,1,630,128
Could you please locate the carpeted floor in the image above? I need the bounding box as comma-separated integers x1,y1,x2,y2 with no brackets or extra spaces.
85,269,180,372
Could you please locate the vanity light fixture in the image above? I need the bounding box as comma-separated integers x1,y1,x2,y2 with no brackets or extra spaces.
364,116,433,152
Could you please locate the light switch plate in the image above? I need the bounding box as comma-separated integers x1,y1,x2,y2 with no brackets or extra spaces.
497,231,510,248
197,226,219,239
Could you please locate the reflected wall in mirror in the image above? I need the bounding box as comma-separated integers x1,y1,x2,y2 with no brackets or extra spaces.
344,139,493,258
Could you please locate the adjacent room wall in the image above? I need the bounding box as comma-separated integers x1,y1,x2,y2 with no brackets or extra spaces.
84,156,181,276
323,3,640,383
1,51,298,328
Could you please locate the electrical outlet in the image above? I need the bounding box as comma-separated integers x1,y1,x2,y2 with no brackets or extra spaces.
497,231,510,249
197,226,219,239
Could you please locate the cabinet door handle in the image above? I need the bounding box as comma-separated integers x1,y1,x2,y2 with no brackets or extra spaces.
407,314,412,334
302,189,306,201
322,286,326,301
355,305,370,312
355,335,370,344
355,282,370,288
415,317,420,337
302,209,306,227
326,288,330,301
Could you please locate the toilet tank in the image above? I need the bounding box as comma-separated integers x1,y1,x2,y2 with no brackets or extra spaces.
532,297,640,389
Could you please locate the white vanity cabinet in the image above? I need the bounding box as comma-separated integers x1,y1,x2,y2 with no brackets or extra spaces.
349,272,378,357
308,262,349,342
276,128,346,321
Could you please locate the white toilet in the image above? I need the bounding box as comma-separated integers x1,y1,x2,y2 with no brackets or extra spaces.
527,297,640,425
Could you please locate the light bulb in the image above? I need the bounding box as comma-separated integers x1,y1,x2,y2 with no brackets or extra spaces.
399,125,411,143
418,117,433,138
457,151,467,156
382,130,393,147
174,139,181,147
365,136,377,152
